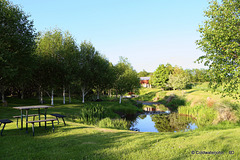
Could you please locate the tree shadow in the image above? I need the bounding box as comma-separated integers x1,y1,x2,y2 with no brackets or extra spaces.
158,95,186,111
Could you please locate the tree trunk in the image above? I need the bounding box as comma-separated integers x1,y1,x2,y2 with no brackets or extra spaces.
69,86,71,104
40,91,43,104
20,86,24,99
81,87,85,103
82,91,85,103
51,89,54,105
81,86,89,104
97,88,100,100
116,91,118,98
63,86,65,104
21,91,24,99
39,86,43,104
119,95,122,104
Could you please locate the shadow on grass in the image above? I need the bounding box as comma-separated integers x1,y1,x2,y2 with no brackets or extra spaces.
158,95,186,111
186,89,197,94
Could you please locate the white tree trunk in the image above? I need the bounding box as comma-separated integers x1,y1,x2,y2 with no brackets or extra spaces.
51,89,54,105
40,91,43,104
69,86,71,103
63,87,65,104
119,95,122,104
82,91,85,103
39,86,43,104
81,87,85,103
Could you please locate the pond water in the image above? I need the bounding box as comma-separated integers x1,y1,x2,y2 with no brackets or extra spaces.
129,105,198,132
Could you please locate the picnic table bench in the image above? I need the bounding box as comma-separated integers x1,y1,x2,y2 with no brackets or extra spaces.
0,119,13,136
27,119,57,136
50,114,66,126
13,114,38,128
13,105,55,136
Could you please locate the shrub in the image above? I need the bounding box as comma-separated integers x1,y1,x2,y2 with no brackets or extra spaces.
98,117,130,130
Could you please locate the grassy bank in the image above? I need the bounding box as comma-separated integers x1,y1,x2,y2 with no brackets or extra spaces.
136,85,240,128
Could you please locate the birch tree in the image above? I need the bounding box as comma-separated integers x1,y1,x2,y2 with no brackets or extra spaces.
35,29,64,105
196,0,240,98
115,57,140,103
93,55,112,100
75,41,97,103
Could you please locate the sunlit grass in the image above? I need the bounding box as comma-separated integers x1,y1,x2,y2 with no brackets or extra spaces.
1,118,240,159
1,90,240,159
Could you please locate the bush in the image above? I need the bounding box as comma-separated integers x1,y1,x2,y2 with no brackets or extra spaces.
98,117,130,130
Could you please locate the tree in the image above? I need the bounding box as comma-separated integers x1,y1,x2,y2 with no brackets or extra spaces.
151,64,173,89
138,70,149,77
168,66,189,90
75,41,98,103
0,0,36,102
92,54,112,100
35,29,69,105
196,0,240,98
114,57,140,103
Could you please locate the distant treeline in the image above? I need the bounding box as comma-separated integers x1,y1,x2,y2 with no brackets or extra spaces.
138,64,209,90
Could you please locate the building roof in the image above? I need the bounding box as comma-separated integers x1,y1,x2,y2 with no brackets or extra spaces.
140,77,150,80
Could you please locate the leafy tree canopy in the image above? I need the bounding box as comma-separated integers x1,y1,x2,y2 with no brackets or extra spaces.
0,0,36,86
152,64,173,89
196,0,240,98
138,70,149,77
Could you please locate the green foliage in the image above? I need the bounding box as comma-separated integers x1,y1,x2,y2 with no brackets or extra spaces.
178,105,218,127
138,70,149,77
79,104,105,124
151,64,173,89
136,88,164,101
196,0,240,98
165,96,186,111
0,0,36,100
98,117,130,130
185,69,209,83
168,66,190,90
115,57,140,103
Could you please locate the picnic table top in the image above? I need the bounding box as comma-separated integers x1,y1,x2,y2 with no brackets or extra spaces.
13,105,54,110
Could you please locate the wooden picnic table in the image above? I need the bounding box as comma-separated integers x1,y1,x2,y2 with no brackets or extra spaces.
13,105,54,133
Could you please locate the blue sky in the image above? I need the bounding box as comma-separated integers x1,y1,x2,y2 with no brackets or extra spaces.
13,0,209,72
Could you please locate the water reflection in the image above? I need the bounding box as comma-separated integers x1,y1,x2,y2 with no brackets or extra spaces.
129,112,198,132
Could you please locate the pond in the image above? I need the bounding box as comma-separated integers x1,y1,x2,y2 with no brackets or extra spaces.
128,105,198,132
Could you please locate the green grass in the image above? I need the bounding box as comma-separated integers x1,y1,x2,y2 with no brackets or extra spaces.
1,118,240,159
1,93,240,159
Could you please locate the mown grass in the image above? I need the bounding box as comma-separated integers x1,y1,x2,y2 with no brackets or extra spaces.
1,118,240,159
1,91,240,159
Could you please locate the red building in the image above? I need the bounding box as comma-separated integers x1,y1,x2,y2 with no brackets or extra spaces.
140,77,151,88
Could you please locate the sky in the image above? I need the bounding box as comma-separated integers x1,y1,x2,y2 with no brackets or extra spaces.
13,0,210,72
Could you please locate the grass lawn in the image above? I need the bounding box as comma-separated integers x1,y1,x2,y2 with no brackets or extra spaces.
1,117,240,159
0,94,240,159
